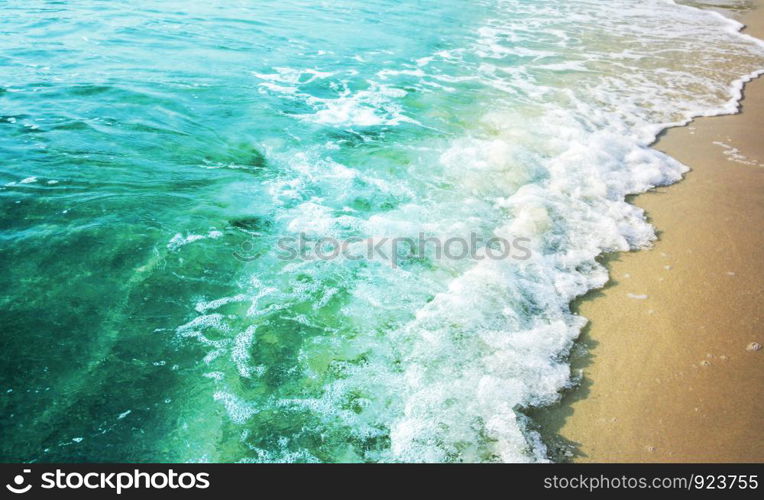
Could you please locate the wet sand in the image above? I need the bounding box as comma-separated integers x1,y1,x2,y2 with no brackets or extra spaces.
535,2,764,462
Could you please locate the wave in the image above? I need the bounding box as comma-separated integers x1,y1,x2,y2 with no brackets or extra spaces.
171,0,764,462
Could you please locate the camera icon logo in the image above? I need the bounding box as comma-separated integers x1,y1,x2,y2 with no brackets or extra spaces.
6,469,32,494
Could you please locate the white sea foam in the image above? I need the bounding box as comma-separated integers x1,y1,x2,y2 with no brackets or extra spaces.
167,230,222,251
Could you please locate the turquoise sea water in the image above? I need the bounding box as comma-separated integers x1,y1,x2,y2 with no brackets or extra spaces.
1,0,763,462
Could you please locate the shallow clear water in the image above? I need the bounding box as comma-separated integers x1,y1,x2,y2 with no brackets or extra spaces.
1,0,763,462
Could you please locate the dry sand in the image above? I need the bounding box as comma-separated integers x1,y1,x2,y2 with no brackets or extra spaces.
534,2,764,462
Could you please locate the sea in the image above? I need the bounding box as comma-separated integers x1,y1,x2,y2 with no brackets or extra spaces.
1,0,763,462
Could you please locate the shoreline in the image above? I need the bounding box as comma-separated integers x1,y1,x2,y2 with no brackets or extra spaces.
534,1,764,462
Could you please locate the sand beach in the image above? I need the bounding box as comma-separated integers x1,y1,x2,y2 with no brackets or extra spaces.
537,0,764,463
